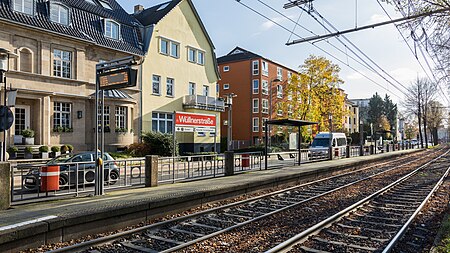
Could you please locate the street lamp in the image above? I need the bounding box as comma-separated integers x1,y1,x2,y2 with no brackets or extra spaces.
0,48,17,161
224,93,237,151
269,78,280,146
328,113,333,160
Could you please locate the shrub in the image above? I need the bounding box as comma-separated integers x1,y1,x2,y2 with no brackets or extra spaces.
51,146,60,153
7,146,18,153
127,142,151,157
141,131,177,157
24,146,33,153
39,146,49,153
21,129,35,138
61,145,69,152
109,152,133,159
66,144,74,152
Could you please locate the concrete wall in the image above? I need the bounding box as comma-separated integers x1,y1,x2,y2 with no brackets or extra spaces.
0,163,10,210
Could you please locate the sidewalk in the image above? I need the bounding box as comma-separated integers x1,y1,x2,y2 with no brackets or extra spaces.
0,149,422,252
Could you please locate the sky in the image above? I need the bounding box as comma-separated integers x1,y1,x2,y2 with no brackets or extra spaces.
117,0,447,106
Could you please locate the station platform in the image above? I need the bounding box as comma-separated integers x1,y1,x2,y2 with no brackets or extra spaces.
0,148,423,252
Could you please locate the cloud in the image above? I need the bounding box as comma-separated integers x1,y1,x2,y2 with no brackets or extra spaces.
261,15,295,31
347,72,365,80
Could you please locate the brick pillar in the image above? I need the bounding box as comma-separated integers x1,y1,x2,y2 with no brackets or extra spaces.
225,151,234,176
145,155,158,187
0,162,11,210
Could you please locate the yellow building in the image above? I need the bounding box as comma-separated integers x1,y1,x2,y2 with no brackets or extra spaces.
134,0,222,154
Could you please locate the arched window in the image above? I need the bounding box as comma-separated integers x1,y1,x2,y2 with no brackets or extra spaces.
19,48,32,73
50,3,69,25
105,19,120,40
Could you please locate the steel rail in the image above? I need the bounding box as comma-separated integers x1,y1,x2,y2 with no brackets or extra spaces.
45,149,435,253
265,148,450,253
382,163,450,252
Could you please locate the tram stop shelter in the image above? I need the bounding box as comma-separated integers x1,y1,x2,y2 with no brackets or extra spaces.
264,119,319,170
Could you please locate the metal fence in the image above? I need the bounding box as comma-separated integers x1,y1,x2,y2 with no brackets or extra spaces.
11,158,145,202
157,154,225,183
10,144,421,203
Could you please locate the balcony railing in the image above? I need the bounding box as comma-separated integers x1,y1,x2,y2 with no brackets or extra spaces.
183,95,225,112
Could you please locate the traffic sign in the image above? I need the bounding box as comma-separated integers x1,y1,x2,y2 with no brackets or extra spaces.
0,105,14,131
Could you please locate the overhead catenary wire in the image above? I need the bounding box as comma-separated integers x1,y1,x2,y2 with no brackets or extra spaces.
235,0,405,100
248,0,414,100
395,1,450,105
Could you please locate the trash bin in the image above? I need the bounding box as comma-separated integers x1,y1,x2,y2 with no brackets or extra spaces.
40,165,60,192
242,154,250,167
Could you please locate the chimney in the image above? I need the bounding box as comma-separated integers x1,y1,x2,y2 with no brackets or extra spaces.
134,5,144,14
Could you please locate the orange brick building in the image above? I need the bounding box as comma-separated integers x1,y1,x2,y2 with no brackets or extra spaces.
217,47,298,147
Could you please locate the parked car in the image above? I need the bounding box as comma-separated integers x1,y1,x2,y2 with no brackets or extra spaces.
23,152,120,189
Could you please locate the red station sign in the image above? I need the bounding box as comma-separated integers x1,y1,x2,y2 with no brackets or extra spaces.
175,112,216,128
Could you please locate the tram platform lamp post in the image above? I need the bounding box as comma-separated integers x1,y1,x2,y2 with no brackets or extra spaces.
0,48,17,161
225,93,237,151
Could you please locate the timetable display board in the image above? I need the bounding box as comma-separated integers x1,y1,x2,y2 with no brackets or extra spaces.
98,67,137,90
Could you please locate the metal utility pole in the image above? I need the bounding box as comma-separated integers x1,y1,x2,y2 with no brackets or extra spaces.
328,113,333,160
359,120,364,156
225,93,236,151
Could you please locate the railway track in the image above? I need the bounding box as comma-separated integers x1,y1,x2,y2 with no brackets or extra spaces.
46,149,442,253
267,151,450,253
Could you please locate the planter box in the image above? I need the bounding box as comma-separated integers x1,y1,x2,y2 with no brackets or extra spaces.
23,137,35,145
24,152,33,159
41,152,49,159
50,152,61,158
7,152,17,160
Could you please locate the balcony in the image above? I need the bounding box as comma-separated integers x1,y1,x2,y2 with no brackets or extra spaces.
183,95,225,112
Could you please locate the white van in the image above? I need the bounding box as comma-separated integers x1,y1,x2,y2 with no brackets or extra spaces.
309,132,347,159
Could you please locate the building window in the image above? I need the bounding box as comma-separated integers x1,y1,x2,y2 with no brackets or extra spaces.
152,112,173,133
97,105,110,129
105,20,120,40
53,49,71,78
253,117,259,132
188,48,196,63
223,83,230,90
262,80,268,95
288,105,293,117
353,108,356,114
188,47,205,65
13,0,34,15
277,84,283,98
252,60,259,75
262,61,269,76
53,102,71,129
189,82,196,95
159,38,179,58
252,98,259,113
288,71,292,80
19,48,32,73
115,106,127,130
354,118,356,125
262,118,268,131
223,120,228,126
50,3,69,25
202,85,209,96
223,66,230,72
277,104,283,116
166,78,174,97
152,75,161,95
252,80,259,94
277,67,282,80
262,99,269,114
99,0,112,9
287,91,293,101
198,51,205,65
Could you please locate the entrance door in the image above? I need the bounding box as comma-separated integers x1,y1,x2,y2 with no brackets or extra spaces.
14,105,30,144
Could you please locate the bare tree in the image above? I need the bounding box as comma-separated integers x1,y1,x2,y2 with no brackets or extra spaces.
403,78,437,148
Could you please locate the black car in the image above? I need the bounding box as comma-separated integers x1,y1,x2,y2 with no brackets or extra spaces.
23,152,120,189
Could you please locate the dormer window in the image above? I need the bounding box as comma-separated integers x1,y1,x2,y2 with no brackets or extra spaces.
99,0,112,10
13,0,34,15
85,0,97,5
105,20,120,40
50,3,69,25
